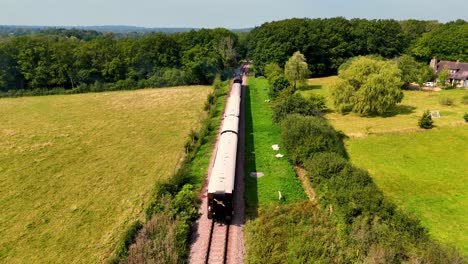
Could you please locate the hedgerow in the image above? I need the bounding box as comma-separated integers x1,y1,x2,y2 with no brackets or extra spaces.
246,76,464,262
108,79,230,263
271,93,326,123
279,114,347,164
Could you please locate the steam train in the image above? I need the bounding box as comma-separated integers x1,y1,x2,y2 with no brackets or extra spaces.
207,72,243,222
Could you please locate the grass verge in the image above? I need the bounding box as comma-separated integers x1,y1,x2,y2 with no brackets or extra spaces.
244,77,307,217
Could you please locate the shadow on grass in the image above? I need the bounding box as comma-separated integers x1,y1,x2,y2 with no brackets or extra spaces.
298,84,322,91
379,105,416,117
334,104,416,118
244,83,259,219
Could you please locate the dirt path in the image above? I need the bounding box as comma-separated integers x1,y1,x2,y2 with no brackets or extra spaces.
295,166,316,201
189,74,247,264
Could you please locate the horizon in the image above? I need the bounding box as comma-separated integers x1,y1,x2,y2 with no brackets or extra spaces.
1,0,466,29
0,16,462,31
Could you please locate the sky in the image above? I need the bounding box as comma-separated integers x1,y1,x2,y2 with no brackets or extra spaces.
0,0,466,28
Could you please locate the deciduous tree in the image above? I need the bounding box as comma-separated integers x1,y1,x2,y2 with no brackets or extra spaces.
284,51,310,89
331,56,403,115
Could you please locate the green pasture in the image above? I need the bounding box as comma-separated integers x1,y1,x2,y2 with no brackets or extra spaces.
347,126,468,254
301,76,468,254
0,86,210,263
300,77,468,136
245,77,307,218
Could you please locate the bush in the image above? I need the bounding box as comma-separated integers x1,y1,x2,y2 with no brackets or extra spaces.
264,62,283,84
418,110,434,129
272,93,326,123
280,115,347,164
304,152,348,181
245,202,352,263
301,152,464,263
268,75,290,99
464,112,468,122
124,203,181,264
110,79,138,90
171,184,199,221
439,97,454,106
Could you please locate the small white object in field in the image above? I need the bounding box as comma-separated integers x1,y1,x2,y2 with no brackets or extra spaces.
278,191,282,200
275,153,284,158
272,144,279,151
264,99,270,103
430,110,440,118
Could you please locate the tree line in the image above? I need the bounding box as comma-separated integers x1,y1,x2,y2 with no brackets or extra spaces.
0,28,239,94
0,17,466,95
246,17,467,76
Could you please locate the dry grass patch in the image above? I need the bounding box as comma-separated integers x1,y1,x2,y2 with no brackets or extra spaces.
0,86,211,263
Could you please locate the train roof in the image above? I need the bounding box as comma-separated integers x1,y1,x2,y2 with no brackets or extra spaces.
207,132,237,194
221,115,239,134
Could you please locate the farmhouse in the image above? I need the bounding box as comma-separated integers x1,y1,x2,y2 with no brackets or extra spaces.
430,58,468,87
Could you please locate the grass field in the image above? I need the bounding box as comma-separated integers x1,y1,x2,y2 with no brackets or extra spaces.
0,86,211,263
347,126,468,254
300,77,468,136
300,76,468,254
245,77,307,217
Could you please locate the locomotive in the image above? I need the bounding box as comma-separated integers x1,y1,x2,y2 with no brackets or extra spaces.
207,73,243,222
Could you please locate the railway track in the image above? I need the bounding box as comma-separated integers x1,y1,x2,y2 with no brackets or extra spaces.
205,220,230,264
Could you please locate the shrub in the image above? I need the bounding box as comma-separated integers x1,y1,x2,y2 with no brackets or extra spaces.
272,93,326,123
125,205,181,264
308,94,327,111
204,92,216,111
439,97,454,106
280,115,347,164
304,152,348,181
300,152,463,263
464,112,468,122
264,62,283,84
245,202,352,263
268,75,290,99
110,79,138,90
171,184,199,221
418,110,434,129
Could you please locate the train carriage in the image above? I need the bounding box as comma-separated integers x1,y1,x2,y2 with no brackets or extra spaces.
207,75,242,222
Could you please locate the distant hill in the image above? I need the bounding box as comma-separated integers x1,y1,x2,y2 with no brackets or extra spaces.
0,25,252,36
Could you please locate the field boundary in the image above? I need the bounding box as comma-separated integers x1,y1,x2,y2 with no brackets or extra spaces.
108,80,230,263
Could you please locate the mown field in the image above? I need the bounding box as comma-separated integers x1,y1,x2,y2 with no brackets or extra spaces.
301,77,468,136
301,76,468,254
245,77,307,217
347,127,468,254
0,86,211,263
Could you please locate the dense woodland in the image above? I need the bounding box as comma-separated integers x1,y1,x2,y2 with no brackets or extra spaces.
246,18,467,75
0,17,466,94
0,28,239,94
